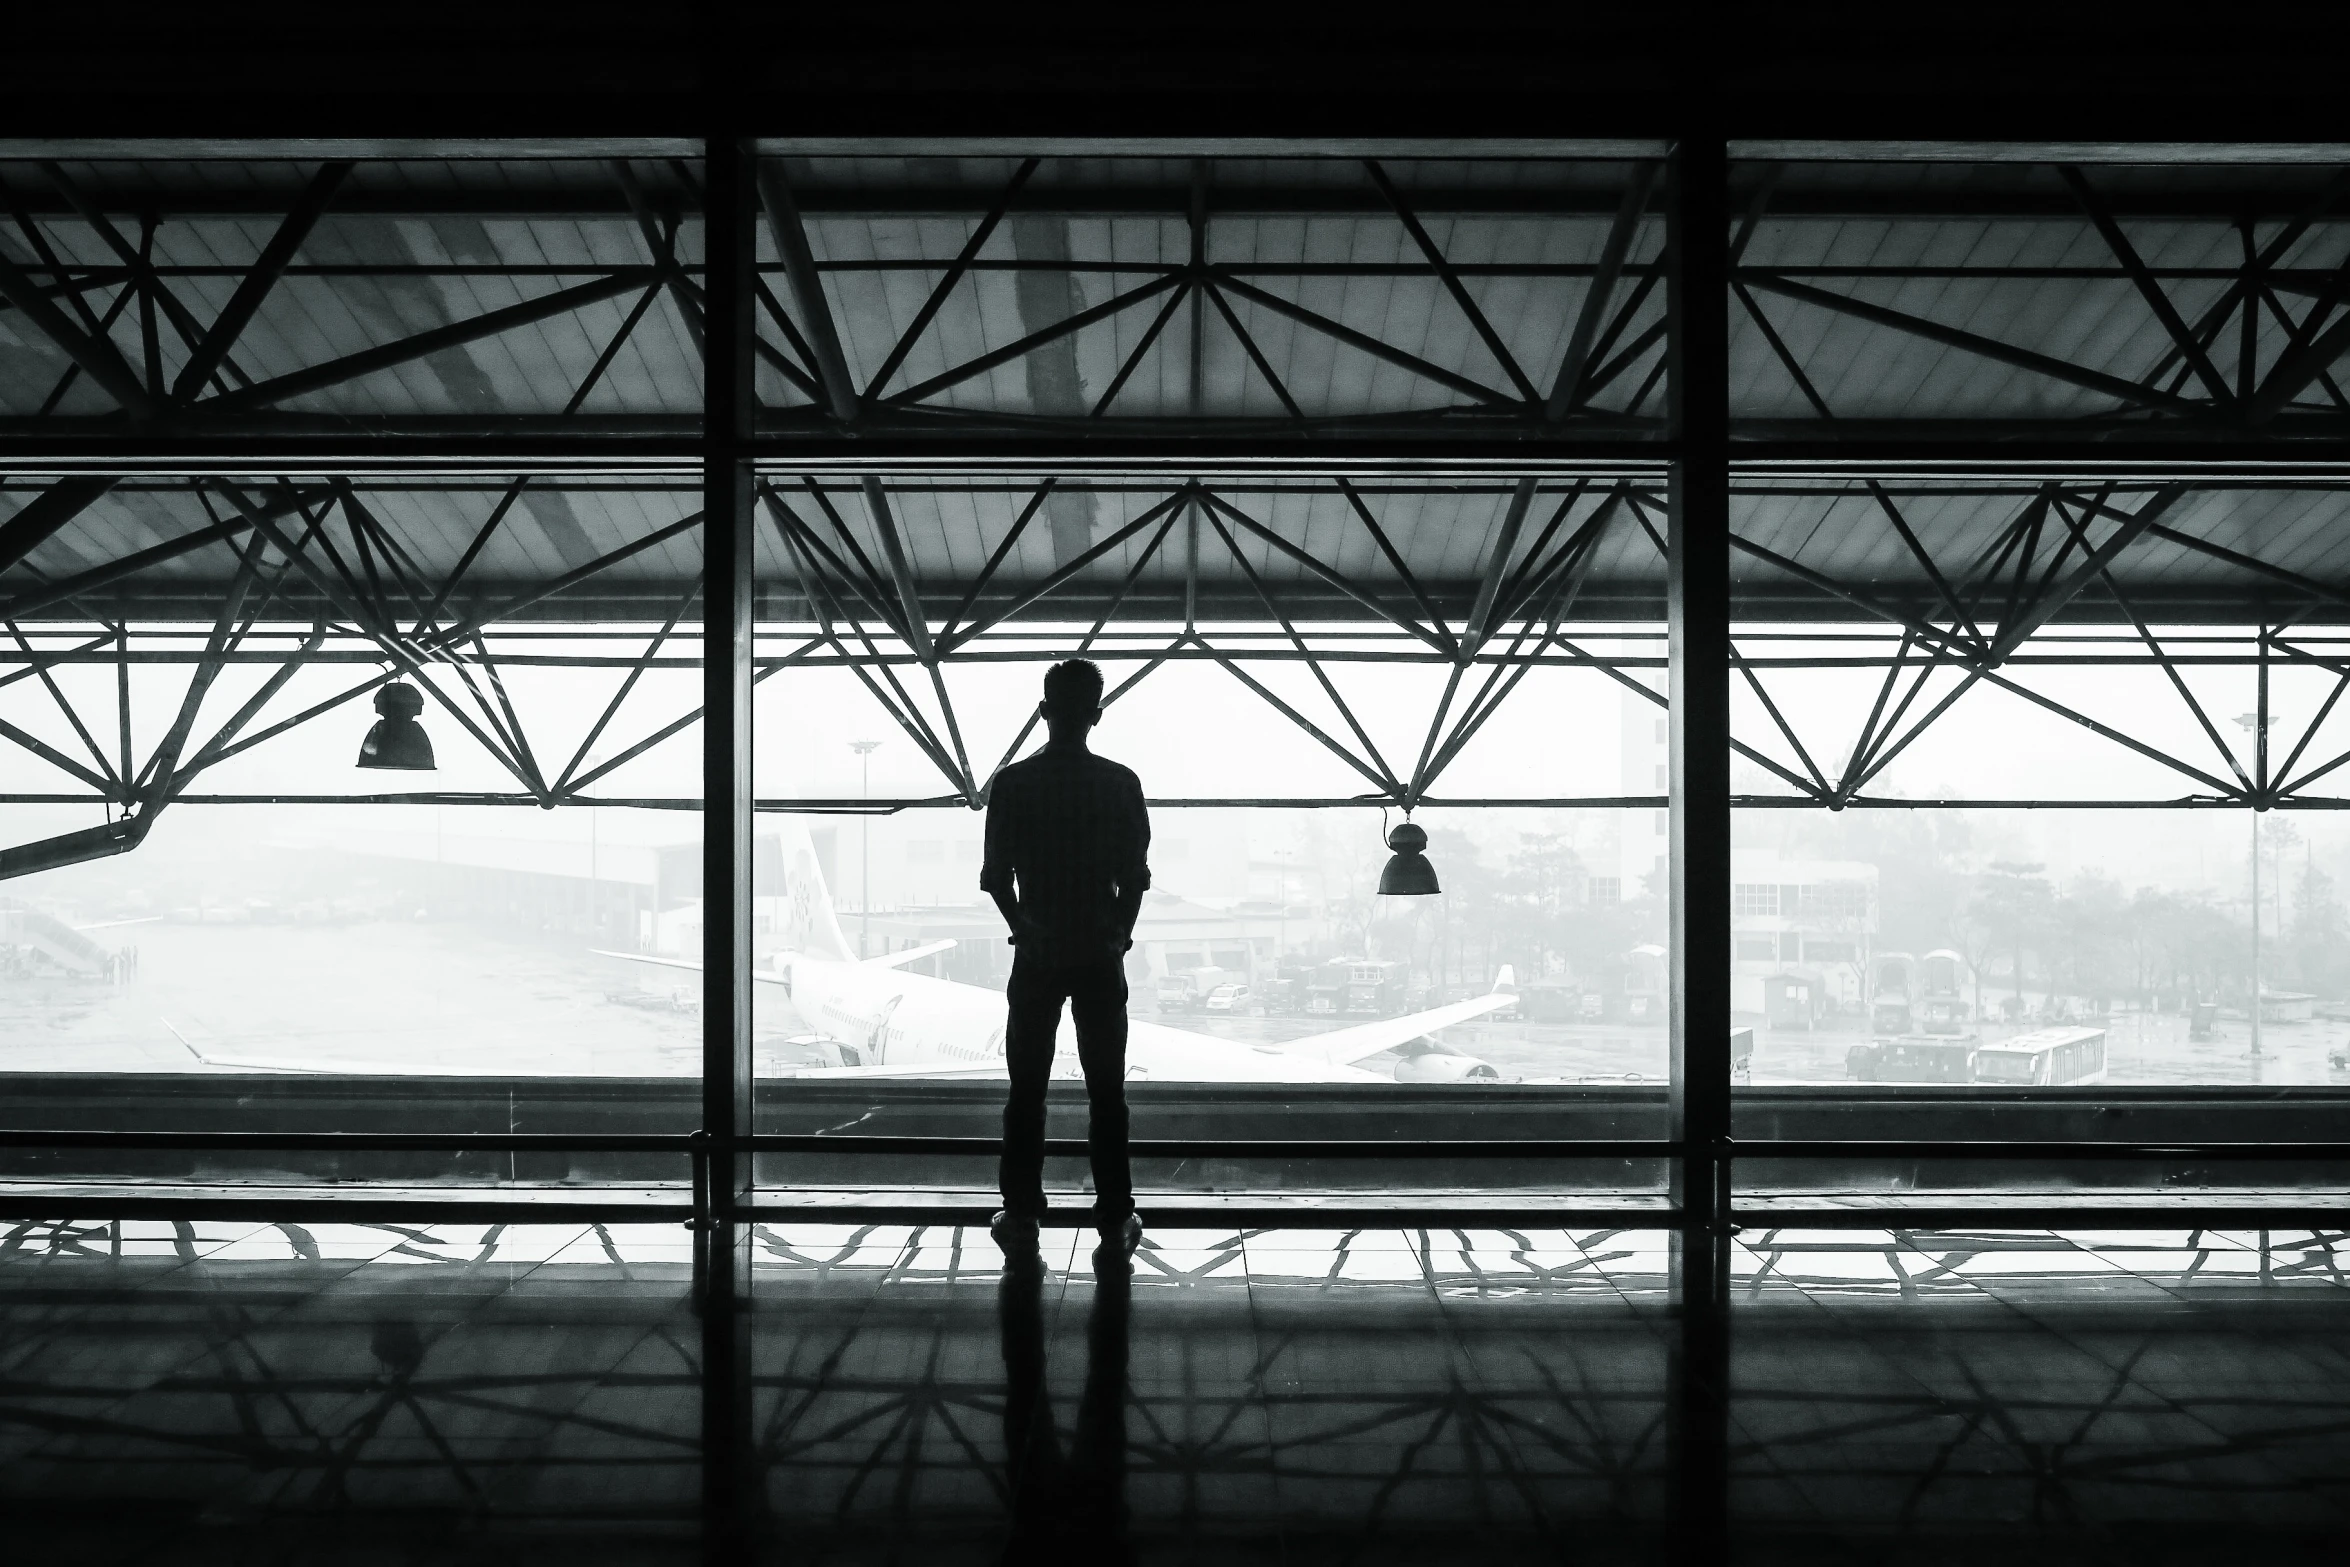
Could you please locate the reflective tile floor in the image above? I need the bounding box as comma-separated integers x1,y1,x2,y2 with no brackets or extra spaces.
2,1218,2348,1562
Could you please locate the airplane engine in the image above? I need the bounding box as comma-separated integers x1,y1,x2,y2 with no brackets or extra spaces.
766,1032,864,1070
1393,1036,1502,1082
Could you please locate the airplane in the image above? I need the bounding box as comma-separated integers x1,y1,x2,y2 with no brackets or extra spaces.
597,823,1520,1084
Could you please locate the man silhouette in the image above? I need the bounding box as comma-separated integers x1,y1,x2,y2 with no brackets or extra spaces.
981,659,1150,1259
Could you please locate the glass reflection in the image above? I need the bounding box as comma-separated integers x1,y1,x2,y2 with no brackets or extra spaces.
998,1245,1132,1562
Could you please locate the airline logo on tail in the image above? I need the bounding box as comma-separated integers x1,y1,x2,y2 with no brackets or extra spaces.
779,825,854,961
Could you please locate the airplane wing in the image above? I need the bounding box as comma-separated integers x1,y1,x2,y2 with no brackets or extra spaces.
864,939,956,969
1279,989,1518,1068
593,949,791,985
161,1017,443,1075
764,1062,1006,1079
74,915,161,932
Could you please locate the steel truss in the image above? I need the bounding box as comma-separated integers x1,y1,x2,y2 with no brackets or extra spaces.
4,125,2350,1566
1727,477,2350,810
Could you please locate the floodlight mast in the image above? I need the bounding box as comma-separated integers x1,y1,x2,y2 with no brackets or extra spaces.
850,739,882,959
2233,711,2277,1059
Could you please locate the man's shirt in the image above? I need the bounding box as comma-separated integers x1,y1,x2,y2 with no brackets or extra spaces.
980,742,1151,965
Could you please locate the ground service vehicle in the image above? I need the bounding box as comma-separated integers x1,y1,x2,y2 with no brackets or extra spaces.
1974,1025,2107,1085
1845,1036,1977,1083
1156,965,1239,1013
1306,960,1410,1017
1203,983,1252,1013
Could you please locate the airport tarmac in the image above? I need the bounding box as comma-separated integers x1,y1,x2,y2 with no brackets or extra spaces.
4,916,2348,1086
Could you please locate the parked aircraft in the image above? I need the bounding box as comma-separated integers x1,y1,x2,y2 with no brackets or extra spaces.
600,824,1518,1085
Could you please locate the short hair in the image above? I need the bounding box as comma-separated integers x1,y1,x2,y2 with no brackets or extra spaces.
1042,658,1104,715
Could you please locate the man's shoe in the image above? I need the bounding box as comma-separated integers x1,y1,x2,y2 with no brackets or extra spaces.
1096,1212,1143,1258
990,1209,1041,1257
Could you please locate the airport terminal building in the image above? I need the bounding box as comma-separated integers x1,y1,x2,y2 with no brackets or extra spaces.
4,13,2350,1564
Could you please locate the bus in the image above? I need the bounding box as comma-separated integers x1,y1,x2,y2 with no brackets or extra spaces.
1845,1036,1976,1083
1973,1025,2107,1086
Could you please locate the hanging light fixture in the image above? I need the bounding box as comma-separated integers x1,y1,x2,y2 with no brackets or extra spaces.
1377,820,1440,897
356,681,436,771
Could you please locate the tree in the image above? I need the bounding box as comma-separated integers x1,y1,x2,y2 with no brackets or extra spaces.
1963,862,2055,1019
2291,861,2348,998
2051,872,2128,1012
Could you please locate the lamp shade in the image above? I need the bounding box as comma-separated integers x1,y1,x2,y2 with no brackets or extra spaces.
1377,820,1440,896
356,681,436,771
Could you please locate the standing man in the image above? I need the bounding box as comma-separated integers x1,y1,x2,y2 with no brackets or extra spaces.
981,659,1151,1259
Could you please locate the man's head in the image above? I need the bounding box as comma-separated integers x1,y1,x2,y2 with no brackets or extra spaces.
1040,658,1104,741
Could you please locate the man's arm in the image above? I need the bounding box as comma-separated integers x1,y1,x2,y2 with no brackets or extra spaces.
979,778,1027,944
1110,773,1151,950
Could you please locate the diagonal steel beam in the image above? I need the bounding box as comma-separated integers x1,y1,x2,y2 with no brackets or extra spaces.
1732,638,1831,796
612,160,707,360
859,478,936,664
551,578,700,797
1208,272,1515,408
763,488,915,646
938,480,1054,644
1725,533,1975,661
750,278,829,403
561,648,808,799
426,510,705,649
171,663,399,778
758,161,859,422
1866,481,1984,648
1739,272,2199,415
33,274,139,418
1088,278,1193,417
173,161,351,403
1462,477,1538,657
0,477,120,581
884,272,1184,408
0,237,157,420
2058,165,2234,409
1832,629,1920,800
2247,298,2350,422
204,479,537,786
863,158,1038,401
979,520,1180,797
790,479,920,641
37,163,246,393
773,517,965,790
7,621,118,791
2051,502,2253,794
1547,162,1658,420
1333,480,1457,655
1198,503,1399,792
165,624,330,797
1196,634,1398,800
2264,648,2346,798
1417,508,1619,792
1364,160,1540,404
128,527,268,816
1980,485,2186,665
198,270,653,414
1196,489,1450,657
941,488,1190,652
1485,480,1603,631
0,710,116,794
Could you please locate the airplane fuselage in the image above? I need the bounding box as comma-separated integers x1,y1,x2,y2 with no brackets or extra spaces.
780,956,1390,1082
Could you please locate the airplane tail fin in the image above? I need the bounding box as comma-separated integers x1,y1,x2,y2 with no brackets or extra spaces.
775,820,855,962
1491,964,1517,993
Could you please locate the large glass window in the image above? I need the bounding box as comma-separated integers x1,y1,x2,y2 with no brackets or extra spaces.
747,465,1671,1202
0,474,702,1191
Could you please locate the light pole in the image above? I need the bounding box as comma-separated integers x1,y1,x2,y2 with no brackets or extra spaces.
2233,712,2277,1057
850,740,881,959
